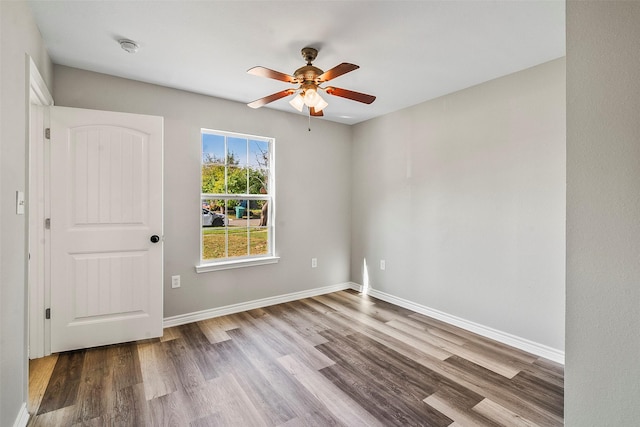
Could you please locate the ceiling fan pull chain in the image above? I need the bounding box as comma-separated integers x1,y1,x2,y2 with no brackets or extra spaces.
308,108,312,132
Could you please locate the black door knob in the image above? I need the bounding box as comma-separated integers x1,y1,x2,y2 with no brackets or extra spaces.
150,235,160,243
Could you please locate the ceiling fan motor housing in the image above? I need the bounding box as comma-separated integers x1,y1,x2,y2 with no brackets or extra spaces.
294,65,324,84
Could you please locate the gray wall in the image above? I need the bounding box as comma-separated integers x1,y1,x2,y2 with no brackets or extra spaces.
0,1,53,425
566,2,640,425
53,66,352,318
350,59,566,351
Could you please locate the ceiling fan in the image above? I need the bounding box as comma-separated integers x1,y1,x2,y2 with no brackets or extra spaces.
247,47,376,116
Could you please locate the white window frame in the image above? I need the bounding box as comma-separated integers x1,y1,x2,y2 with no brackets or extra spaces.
196,129,278,273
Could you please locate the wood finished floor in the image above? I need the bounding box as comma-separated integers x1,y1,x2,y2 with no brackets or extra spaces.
28,290,564,426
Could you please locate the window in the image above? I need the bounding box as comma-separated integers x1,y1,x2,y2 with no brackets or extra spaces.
198,129,276,272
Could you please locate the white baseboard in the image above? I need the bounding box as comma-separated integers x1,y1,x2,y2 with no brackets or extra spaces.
355,284,565,365
163,282,354,328
13,403,29,427
163,281,564,365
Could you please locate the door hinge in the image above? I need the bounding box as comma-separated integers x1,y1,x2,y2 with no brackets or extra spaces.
45,308,51,319
45,128,50,140
45,218,51,229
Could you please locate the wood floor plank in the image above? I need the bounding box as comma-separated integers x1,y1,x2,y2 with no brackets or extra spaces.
147,388,192,426
277,354,384,427
424,393,500,427
257,305,336,370
387,315,469,346
331,329,492,416
509,370,564,417
325,308,451,366
212,332,299,425
262,302,331,345
416,355,561,426
108,343,143,390
190,412,227,427
200,373,271,426
276,411,345,427
176,322,220,381
28,354,58,413
159,325,182,342
169,380,226,424
109,383,149,426
162,337,207,392
408,312,539,365
321,361,453,427
71,346,113,424
223,323,347,423
297,298,359,337
286,299,339,336
314,294,453,360
137,340,179,400
317,331,454,426
36,350,85,414
197,315,236,344
440,355,563,426
28,405,76,427
525,358,565,390
386,318,523,379
319,329,444,400
473,398,539,427
28,290,564,426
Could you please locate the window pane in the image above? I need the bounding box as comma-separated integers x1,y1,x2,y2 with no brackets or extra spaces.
226,199,248,258
227,226,249,258
202,198,228,260
250,199,269,227
249,140,269,170
248,139,269,195
249,199,269,256
202,134,225,193
202,199,228,225
227,166,247,194
202,133,225,163
202,226,227,260
227,137,248,167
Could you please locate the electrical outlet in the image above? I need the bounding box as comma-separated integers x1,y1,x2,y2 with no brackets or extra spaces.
311,258,318,268
171,275,181,288
380,260,386,270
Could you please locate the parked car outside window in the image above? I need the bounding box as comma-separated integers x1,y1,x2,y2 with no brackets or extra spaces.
202,208,227,227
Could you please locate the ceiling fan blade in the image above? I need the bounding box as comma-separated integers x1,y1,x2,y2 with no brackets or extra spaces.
247,66,297,83
309,107,324,117
318,63,359,82
248,89,296,109
325,87,376,104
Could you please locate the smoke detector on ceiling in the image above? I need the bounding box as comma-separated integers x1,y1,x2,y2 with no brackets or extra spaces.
119,39,139,54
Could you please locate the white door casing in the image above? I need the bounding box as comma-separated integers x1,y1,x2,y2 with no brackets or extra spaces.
28,56,55,359
50,106,163,353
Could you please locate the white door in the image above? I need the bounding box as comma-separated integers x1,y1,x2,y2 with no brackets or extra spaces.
50,106,163,353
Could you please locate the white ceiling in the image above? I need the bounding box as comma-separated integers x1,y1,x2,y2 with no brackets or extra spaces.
28,0,565,125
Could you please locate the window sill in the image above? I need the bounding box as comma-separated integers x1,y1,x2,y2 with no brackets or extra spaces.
195,256,280,273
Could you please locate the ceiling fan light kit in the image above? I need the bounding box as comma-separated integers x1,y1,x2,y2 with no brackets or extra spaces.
247,47,376,118
289,93,305,112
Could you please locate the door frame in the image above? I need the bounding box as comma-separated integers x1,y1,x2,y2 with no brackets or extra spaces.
27,55,54,358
